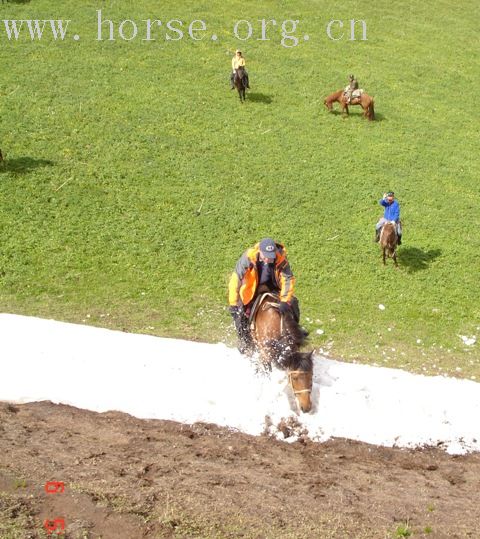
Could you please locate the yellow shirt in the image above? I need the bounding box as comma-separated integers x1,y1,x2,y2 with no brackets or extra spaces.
232,55,246,70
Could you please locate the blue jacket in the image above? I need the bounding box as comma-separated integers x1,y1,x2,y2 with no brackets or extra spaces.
380,199,400,222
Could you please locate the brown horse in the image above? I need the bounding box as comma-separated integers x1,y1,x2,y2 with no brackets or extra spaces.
234,66,247,103
379,221,398,266
252,293,313,413
324,89,375,120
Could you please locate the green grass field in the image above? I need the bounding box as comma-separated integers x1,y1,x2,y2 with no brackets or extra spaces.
1,0,479,379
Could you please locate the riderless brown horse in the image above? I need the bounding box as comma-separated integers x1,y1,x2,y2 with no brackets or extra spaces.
234,66,247,103
251,293,313,413
324,89,375,120
379,221,398,266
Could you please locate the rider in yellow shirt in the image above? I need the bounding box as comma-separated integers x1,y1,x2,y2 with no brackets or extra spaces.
230,50,250,90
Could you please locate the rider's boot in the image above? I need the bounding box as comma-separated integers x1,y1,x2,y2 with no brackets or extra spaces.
234,313,254,355
238,337,254,356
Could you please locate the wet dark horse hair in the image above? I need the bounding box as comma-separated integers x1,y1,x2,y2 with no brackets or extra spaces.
234,66,247,103
252,293,313,412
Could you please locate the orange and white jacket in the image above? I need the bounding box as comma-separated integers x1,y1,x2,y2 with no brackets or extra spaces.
228,242,295,307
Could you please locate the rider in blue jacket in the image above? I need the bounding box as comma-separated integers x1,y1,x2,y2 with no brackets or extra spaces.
375,192,402,244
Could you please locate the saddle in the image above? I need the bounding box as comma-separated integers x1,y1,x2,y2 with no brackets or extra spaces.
247,292,280,331
343,88,363,101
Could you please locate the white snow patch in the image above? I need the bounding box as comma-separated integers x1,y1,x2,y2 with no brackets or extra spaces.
1,314,480,455
459,335,476,347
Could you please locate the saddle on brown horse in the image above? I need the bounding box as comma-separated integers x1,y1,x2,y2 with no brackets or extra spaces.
324,88,375,120
247,292,281,331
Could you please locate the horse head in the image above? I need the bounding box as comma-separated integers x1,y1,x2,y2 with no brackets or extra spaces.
380,222,397,246
285,351,314,413
380,222,398,266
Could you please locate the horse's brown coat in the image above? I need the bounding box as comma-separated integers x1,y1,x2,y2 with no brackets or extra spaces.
252,295,313,412
324,89,375,120
380,221,398,266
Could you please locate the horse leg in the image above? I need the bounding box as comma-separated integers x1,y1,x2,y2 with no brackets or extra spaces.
382,248,386,265
393,249,398,267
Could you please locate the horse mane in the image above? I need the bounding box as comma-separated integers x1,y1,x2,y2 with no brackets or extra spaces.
283,311,306,348
281,350,313,372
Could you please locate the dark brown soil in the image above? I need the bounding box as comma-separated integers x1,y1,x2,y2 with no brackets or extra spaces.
1,401,479,538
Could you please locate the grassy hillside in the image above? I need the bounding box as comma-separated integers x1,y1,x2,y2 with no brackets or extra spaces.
1,0,479,378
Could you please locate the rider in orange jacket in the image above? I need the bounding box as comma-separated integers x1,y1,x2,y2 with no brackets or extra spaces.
228,238,303,354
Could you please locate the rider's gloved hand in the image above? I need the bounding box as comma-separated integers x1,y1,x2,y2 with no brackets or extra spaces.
229,305,243,318
278,302,290,315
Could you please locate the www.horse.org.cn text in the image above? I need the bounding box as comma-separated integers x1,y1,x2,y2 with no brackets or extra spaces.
0,11,368,46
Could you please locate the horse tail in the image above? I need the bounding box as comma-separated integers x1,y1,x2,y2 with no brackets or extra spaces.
369,98,375,120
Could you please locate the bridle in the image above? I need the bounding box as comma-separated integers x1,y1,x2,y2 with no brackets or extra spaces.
288,370,312,395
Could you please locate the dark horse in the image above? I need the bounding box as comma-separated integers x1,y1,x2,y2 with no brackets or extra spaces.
252,293,313,413
379,221,398,266
234,66,247,103
324,89,375,120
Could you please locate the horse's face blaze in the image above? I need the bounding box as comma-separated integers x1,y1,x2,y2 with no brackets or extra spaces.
290,372,313,413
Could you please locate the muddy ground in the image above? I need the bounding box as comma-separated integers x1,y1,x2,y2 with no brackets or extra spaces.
0,401,479,538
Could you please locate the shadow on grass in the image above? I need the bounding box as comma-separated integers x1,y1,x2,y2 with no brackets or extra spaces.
247,93,273,104
2,0,32,4
0,157,54,174
400,247,441,272
325,109,385,121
